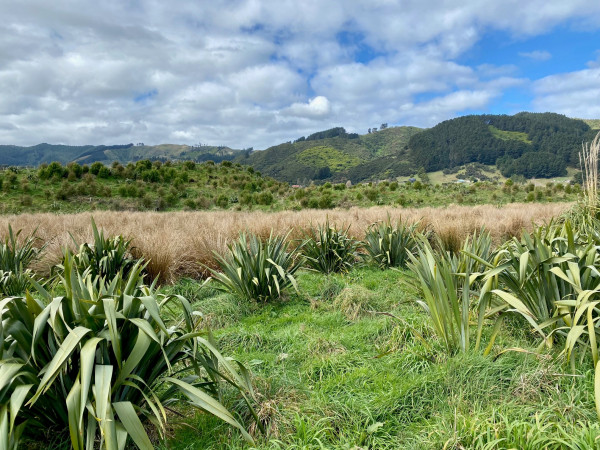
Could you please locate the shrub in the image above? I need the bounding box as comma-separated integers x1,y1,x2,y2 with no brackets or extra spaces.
216,194,229,208
209,232,301,302
0,269,32,296
407,237,473,354
0,256,256,449
365,188,378,201
0,225,42,273
363,219,419,269
301,222,361,274
63,218,138,280
255,191,274,206
317,194,333,209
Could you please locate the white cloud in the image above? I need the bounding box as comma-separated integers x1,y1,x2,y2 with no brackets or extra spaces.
0,0,599,149
283,96,332,118
532,67,600,117
519,50,552,61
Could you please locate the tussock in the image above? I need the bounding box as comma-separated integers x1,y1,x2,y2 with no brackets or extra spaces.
0,203,570,282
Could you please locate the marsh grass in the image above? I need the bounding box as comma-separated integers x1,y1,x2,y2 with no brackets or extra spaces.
0,203,569,283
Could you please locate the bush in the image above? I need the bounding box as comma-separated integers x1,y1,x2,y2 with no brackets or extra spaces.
301,222,361,274
216,194,229,208
0,269,33,296
0,225,42,273
408,237,472,354
363,219,419,269
63,218,138,280
318,194,333,209
209,232,301,302
365,188,378,201
255,191,274,205
0,257,256,449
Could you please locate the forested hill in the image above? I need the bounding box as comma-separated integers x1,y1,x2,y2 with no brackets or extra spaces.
234,126,422,184
1,113,598,182
409,113,595,178
0,143,244,166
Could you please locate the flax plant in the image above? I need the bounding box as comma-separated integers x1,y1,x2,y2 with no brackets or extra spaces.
209,232,301,302
0,255,257,449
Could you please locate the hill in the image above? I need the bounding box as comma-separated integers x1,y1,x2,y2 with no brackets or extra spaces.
2,113,598,184
581,119,600,129
0,143,244,166
235,126,422,183
237,113,597,183
408,112,595,179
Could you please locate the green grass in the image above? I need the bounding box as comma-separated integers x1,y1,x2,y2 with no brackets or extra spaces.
295,146,361,173
157,267,600,449
488,125,532,143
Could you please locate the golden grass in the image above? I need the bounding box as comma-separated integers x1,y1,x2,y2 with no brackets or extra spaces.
0,203,572,283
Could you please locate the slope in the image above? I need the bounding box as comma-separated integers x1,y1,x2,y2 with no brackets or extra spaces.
235,126,421,183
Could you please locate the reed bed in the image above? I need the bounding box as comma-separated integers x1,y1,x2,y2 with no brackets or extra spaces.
0,203,571,283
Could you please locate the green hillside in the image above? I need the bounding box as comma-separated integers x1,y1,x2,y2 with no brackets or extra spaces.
236,126,421,183
581,119,600,129
408,112,595,179
1,114,598,184
0,143,243,166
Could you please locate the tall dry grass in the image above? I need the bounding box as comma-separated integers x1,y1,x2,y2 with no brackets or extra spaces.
580,130,600,213
0,203,572,283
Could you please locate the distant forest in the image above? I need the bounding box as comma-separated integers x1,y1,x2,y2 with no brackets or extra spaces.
409,112,594,178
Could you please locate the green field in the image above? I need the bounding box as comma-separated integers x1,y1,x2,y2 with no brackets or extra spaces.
153,268,599,449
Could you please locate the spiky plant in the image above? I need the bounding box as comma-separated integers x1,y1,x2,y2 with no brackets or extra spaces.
301,222,361,274
0,225,43,296
62,217,138,280
407,236,473,354
363,219,418,269
209,232,301,303
0,225,42,273
0,255,258,449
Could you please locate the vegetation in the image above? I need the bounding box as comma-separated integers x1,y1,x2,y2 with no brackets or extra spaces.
236,126,421,183
0,143,242,166
1,114,599,187
301,222,361,274
65,218,138,279
209,232,301,303
4,195,600,447
0,225,42,295
363,218,419,269
1,250,257,449
409,112,594,177
0,160,581,215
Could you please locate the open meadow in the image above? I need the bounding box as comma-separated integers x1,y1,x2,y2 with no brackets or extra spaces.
4,199,600,449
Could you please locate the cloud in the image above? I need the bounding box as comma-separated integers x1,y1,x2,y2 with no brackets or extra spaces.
283,96,331,118
532,67,600,117
0,0,599,149
519,50,552,61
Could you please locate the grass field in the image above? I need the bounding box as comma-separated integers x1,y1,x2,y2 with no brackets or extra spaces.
151,268,600,449
0,203,571,283
4,200,599,450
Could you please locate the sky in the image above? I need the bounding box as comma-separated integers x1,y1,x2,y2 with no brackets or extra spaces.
1,0,600,149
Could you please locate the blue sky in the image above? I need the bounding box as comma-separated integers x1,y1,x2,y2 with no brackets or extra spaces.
0,1,599,148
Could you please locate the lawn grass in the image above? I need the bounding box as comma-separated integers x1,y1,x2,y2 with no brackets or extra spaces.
159,267,600,449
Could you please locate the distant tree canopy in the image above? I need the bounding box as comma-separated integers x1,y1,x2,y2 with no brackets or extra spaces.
497,152,567,178
408,113,591,177
305,127,358,141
